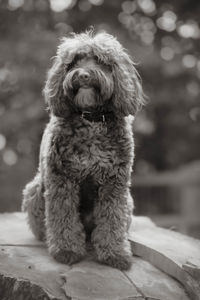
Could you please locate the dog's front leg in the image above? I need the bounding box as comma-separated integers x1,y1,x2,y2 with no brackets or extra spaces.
92,178,133,270
44,175,86,265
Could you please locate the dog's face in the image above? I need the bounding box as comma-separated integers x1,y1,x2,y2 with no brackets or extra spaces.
63,55,114,109
44,32,144,118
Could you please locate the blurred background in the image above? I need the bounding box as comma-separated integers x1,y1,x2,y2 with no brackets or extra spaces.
0,0,200,237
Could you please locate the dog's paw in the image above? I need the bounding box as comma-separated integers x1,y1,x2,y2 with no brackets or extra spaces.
99,253,132,270
52,250,83,265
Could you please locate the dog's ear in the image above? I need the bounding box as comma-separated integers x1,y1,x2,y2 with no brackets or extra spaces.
43,36,83,117
112,53,145,117
43,57,70,118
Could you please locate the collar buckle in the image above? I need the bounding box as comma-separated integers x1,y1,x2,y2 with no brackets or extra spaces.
81,111,91,120
80,110,111,123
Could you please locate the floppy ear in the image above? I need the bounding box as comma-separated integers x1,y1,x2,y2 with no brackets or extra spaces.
43,56,70,118
112,53,144,116
43,35,86,117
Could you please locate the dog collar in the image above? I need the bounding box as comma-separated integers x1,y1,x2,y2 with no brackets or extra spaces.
80,110,114,123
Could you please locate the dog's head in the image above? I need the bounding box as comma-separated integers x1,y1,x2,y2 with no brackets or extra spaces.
62,53,114,111
44,31,144,118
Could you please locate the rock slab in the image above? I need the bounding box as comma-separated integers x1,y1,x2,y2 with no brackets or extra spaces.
0,213,197,300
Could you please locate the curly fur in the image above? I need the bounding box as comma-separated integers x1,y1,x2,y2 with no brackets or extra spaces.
22,31,144,270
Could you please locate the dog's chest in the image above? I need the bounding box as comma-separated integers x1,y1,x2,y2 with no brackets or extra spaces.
48,117,133,176
69,123,116,168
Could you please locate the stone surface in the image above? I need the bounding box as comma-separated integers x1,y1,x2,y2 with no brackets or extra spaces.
62,260,141,300
125,258,189,300
0,246,68,300
129,221,200,300
0,212,42,246
0,213,195,300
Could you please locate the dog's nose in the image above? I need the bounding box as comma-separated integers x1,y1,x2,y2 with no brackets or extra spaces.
78,71,90,82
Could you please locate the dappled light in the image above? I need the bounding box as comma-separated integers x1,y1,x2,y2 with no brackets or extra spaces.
182,54,197,68
8,0,24,10
137,0,156,15
0,0,199,175
78,0,92,12
50,0,76,12
177,21,200,39
160,46,174,61
3,149,18,166
0,134,6,151
156,10,177,32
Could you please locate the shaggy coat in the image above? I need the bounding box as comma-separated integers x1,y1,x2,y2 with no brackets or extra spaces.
22,32,144,270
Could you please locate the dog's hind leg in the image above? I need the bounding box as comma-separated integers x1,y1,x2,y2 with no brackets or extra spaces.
22,172,46,241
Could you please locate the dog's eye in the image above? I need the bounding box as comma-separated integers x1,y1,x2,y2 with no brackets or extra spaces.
65,53,87,72
65,63,74,72
101,62,112,72
74,53,85,61
65,58,79,71
104,64,112,72
94,56,112,71
94,55,99,62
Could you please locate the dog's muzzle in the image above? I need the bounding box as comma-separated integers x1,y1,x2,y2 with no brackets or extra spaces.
78,70,90,84
72,70,99,92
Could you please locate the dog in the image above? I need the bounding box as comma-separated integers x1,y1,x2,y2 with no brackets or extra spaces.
22,31,144,270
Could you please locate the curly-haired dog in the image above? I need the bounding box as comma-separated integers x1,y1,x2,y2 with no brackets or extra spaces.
22,31,144,270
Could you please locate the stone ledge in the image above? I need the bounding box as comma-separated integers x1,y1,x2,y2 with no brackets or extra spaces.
0,213,199,300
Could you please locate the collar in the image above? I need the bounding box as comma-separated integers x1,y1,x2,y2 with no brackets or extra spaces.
79,110,115,123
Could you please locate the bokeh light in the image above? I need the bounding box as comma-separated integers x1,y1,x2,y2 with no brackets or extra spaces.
0,134,6,151
137,0,156,15
160,47,174,61
50,0,76,12
79,0,92,11
186,81,200,97
182,54,197,68
89,0,104,6
8,0,24,10
177,21,200,39
141,30,154,44
157,10,177,32
189,108,200,122
3,149,18,166
122,1,137,14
